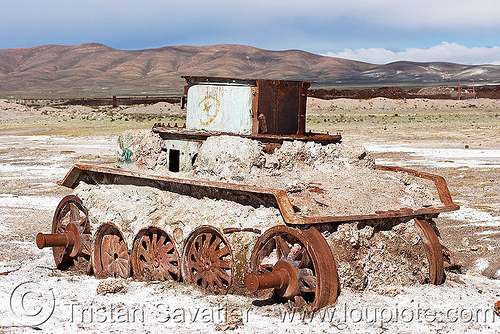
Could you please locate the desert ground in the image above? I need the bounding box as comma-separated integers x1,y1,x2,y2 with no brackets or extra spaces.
0,97,499,333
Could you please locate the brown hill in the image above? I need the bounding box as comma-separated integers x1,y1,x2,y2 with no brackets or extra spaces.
1,43,499,98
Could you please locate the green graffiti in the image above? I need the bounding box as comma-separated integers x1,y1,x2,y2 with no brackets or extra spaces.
117,134,134,163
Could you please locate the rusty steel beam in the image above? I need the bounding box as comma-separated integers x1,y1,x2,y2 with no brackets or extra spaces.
375,165,456,206
152,124,342,146
58,164,459,226
414,218,445,285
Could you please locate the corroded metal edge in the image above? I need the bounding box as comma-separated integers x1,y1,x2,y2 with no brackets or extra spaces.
152,124,342,145
414,218,445,285
58,163,459,226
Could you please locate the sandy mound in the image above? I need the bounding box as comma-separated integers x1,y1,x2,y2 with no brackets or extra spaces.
322,220,429,291
194,135,264,176
192,136,438,217
115,132,439,217
75,182,283,248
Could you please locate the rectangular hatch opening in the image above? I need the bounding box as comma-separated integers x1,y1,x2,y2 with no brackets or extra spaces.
169,149,180,172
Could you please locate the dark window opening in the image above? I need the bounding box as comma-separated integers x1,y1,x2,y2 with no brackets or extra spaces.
169,149,180,172
191,153,198,166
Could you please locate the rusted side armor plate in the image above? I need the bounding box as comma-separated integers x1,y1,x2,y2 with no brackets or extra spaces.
59,164,459,226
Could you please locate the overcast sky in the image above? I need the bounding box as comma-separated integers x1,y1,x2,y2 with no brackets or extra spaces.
1,0,500,65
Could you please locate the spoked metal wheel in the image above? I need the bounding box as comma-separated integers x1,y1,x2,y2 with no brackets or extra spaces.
182,226,234,294
131,227,180,281
415,218,446,285
93,223,130,279
247,225,338,310
36,195,92,273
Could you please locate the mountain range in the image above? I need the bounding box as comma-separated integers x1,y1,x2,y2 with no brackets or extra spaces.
1,43,499,98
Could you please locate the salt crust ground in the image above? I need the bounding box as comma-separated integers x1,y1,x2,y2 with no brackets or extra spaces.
0,251,499,333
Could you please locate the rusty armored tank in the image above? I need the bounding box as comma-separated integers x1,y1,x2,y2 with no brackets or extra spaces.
36,76,459,310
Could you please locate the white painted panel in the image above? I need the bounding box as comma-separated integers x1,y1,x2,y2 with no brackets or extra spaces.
186,85,253,134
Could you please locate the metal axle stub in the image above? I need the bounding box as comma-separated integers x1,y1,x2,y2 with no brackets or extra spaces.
36,222,82,257
44,195,92,272
246,260,300,298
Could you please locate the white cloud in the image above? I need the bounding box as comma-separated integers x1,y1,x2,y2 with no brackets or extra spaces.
322,42,500,65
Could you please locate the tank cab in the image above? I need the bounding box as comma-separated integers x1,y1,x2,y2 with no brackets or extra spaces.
153,76,341,172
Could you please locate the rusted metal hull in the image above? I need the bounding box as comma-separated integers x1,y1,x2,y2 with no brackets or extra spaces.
35,162,458,310
40,161,456,310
